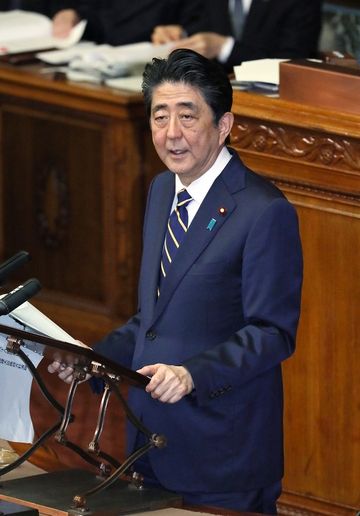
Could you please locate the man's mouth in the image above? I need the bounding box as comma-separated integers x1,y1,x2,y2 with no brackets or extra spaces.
168,149,187,155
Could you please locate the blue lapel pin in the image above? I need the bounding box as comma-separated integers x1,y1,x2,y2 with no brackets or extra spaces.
207,218,217,231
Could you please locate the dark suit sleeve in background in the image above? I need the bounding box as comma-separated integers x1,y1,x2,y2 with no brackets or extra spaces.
3,0,53,15
202,0,322,69
51,0,204,45
164,0,206,36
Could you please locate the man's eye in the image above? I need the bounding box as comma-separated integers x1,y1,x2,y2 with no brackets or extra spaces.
154,114,169,124
181,114,193,120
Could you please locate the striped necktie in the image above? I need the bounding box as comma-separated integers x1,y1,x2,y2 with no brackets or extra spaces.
229,0,245,40
159,189,192,290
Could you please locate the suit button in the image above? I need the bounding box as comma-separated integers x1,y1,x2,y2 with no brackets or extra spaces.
145,330,156,341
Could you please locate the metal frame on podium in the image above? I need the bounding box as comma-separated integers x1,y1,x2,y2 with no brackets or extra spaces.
0,323,181,515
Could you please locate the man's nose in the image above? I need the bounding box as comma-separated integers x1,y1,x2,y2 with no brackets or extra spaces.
166,116,182,139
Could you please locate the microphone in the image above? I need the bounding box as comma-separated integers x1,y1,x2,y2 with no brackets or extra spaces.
0,278,41,315
0,251,30,285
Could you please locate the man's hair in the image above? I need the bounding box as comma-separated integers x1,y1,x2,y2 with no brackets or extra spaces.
142,49,233,124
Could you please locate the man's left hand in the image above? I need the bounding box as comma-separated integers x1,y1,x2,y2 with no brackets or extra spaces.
137,364,194,403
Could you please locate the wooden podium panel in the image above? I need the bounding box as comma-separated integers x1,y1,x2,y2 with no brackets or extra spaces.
280,59,360,116
231,91,359,515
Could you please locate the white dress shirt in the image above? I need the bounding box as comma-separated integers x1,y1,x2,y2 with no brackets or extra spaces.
172,146,232,226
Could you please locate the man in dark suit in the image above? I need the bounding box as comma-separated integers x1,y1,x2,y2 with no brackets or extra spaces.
51,0,203,44
153,0,322,70
49,49,303,513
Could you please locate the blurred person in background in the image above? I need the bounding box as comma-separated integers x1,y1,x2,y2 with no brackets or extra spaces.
51,0,204,45
2,0,52,14
152,0,323,71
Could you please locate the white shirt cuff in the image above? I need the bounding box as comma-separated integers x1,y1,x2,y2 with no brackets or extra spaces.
218,36,235,63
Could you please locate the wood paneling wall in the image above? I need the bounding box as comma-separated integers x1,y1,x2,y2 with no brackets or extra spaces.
0,63,162,344
231,91,359,515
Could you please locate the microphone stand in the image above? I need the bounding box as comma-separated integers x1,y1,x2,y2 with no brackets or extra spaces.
0,323,167,512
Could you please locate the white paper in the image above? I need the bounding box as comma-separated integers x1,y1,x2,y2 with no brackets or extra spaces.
0,299,86,443
0,10,50,43
0,314,43,443
106,75,143,92
37,41,171,68
37,42,96,64
55,20,87,49
38,41,172,83
0,10,86,55
234,58,288,85
106,41,172,64
11,302,78,344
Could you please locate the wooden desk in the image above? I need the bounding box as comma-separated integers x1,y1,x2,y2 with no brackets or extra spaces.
231,91,359,516
0,66,358,516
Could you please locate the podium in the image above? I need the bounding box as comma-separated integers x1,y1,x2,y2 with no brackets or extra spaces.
0,323,182,515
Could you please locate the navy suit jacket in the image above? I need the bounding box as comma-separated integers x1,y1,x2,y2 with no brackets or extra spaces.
95,150,303,492
204,0,322,68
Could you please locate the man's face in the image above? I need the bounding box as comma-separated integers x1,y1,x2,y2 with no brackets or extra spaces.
150,81,231,186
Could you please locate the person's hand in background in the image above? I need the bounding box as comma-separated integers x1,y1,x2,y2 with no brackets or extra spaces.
173,32,227,59
152,25,184,44
52,9,80,38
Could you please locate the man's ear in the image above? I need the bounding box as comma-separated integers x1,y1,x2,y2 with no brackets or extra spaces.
218,112,234,145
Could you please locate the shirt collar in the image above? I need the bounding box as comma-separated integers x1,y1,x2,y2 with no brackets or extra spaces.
175,146,232,205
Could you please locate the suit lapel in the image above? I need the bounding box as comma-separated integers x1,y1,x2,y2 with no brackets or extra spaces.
140,174,174,323
153,153,246,323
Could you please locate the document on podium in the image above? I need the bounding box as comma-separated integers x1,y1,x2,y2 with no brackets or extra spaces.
233,58,287,95
0,300,79,443
0,10,86,55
